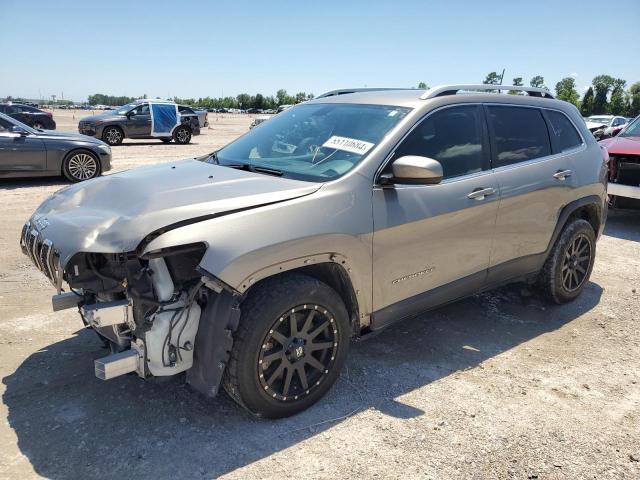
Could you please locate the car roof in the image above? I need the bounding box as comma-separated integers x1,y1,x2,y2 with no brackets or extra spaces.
306,86,568,113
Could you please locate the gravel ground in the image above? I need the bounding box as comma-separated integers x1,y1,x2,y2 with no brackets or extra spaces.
0,111,639,479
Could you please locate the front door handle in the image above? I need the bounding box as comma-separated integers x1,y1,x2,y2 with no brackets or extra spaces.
467,187,496,200
553,169,572,180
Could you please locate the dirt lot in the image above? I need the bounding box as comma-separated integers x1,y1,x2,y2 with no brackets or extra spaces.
1,110,639,479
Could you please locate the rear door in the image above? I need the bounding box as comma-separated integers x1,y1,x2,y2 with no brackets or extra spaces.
0,117,47,172
486,105,582,280
372,104,499,320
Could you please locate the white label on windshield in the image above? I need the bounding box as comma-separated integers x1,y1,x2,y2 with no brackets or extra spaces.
322,136,374,155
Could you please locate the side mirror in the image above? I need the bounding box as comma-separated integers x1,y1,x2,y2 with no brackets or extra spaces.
380,155,443,185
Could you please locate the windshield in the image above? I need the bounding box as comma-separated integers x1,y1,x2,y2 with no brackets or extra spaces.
112,103,137,115
619,116,640,137
212,103,411,181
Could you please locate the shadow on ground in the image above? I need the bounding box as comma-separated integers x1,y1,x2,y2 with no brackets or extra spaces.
0,176,69,190
604,208,640,242
3,282,602,479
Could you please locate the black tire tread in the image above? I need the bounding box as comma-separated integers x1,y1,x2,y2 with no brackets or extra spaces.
538,218,595,304
223,274,347,418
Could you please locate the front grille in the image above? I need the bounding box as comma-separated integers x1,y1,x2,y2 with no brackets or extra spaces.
20,221,59,286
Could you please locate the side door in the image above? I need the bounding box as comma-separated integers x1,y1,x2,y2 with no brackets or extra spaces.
0,118,47,172
371,105,500,326
126,104,151,137
486,105,581,281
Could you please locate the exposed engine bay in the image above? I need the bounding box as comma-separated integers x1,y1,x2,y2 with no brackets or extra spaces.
45,242,238,392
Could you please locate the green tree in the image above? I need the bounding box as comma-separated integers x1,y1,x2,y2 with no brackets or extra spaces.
555,77,580,107
508,77,523,95
609,78,627,115
236,93,251,109
580,87,594,117
629,82,640,117
592,74,615,114
417,82,428,89
530,76,545,88
483,72,501,85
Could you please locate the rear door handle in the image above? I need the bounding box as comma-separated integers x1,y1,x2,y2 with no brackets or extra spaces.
553,169,572,180
467,187,496,200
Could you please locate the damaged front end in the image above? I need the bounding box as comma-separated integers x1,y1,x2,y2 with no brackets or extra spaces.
21,225,240,396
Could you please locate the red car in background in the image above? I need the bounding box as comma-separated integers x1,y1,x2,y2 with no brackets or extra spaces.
599,116,640,209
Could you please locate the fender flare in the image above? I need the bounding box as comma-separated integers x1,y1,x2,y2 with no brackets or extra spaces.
545,195,604,256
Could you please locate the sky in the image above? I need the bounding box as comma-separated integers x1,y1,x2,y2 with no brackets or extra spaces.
1,0,639,102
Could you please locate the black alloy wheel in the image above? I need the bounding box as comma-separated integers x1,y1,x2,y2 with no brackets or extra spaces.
258,304,339,402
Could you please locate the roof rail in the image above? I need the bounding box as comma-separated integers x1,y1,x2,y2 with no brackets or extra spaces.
316,87,415,98
421,84,555,100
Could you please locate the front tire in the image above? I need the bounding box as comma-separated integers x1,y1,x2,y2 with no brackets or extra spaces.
173,126,192,144
224,274,350,418
62,150,100,182
102,126,124,146
32,121,45,130
538,219,596,304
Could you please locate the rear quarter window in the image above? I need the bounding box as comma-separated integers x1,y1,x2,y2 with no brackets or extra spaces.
487,106,551,167
545,110,583,153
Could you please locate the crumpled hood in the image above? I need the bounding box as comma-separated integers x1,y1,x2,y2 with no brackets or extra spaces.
29,159,321,265
599,135,640,155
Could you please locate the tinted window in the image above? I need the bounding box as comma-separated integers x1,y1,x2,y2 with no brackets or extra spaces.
394,105,486,179
545,110,582,152
487,106,551,167
178,106,195,114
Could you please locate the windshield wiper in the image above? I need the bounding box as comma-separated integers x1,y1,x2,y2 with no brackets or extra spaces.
222,162,283,177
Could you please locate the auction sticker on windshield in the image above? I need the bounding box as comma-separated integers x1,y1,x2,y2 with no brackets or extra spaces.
322,136,375,155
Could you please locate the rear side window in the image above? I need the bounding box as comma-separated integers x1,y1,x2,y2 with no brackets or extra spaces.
487,106,551,167
545,110,582,152
394,105,487,179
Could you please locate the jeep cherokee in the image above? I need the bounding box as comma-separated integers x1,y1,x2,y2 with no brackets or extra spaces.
21,84,608,418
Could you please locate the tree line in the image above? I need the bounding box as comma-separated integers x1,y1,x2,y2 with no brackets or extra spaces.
85,90,314,110
481,72,640,117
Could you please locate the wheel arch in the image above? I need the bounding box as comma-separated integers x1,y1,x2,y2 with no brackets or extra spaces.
546,195,604,256
60,147,102,176
241,260,363,335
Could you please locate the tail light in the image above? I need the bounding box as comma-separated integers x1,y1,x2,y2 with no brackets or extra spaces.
46,112,53,118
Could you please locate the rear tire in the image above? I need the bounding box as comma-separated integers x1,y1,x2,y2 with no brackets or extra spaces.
62,150,100,182
102,126,124,146
223,274,350,418
173,126,191,144
538,219,596,304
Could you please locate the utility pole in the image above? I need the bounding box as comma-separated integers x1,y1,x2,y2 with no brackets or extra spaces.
499,69,505,84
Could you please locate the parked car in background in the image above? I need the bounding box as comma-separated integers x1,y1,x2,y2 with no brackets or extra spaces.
276,104,293,113
78,100,200,145
0,103,56,130
249,114,272,129
22,84,607,418
599,115,640,209
187,106,209,127
0,113,111,182
585,115,628,139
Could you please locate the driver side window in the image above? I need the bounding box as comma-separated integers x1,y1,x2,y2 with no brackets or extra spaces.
130,104,150,116
393,105,488,180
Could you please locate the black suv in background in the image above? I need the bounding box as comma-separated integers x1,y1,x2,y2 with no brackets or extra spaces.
78,100,200,145
0,104,56,130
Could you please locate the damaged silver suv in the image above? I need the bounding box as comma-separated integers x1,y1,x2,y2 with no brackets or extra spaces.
21,85,608,418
